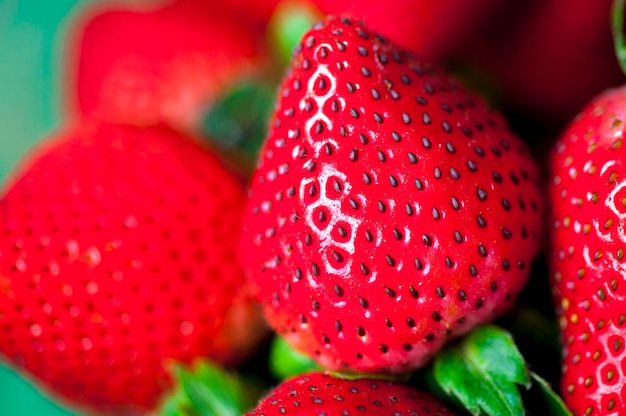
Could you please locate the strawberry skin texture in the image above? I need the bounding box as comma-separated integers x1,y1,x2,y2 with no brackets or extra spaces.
69,1,264,131
0,121,267,414
550,86,626,415
240,17,544,374
246,372,455,415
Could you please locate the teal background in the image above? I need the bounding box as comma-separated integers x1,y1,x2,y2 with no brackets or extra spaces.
0,0,91,414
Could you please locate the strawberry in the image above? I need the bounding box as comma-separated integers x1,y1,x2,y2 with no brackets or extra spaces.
310,0,504,60
460,0,623,130
246,372,456,415
549,85,626,415
67,0,266,132
0,121,267,414
176,0,282,30
239,16,544,374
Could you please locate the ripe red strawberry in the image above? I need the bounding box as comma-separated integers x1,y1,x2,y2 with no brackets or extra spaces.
246,372,456,415
239,16,544,374
549,85,626,415
67,0,266,132
0,121,267,414
310,0,503,59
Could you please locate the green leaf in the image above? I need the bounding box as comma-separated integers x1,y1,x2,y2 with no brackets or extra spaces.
157,359,263,416
528,372,573,416
432,325,531,416
200,81,276,172
497,306,562,398
269,336,320,381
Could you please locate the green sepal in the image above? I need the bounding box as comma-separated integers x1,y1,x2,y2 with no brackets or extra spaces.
157,358,264,416
200,81,276,174
431,325,531,416
269,336,320,381
527,371,573,416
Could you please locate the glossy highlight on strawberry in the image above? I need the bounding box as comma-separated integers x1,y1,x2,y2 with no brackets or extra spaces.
0,121,267,414
550,85,626,415
246,371,456,415
240,16,544,374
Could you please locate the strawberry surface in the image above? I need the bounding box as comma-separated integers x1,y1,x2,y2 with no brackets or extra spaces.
0,121,267,414
240,16,544,374
68,0,265,132
246,371,456,415
550,85,626,415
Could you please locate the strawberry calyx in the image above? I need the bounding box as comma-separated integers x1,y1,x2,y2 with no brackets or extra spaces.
612,0,626,76
199,80,277,175
428,325,529,416
527,372,573,416
427,324,571,416
157,358,266,416
268,335,320,380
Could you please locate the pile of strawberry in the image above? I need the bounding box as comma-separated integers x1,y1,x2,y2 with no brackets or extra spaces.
2,0,626,415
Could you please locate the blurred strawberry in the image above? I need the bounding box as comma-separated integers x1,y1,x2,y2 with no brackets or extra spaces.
175,0,282,29
460,0,624,131
67,0,268,133
0,121,267,414
309,0,505,60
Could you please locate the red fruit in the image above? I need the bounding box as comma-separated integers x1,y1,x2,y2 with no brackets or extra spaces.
175,0,282,29
310,0,503,59
246,372,456,415
549,85,626,415
68,1,265,131
240,16,544,374
0,121,267,414
463,0,623,128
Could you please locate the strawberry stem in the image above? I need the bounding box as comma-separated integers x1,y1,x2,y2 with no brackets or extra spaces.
612,0,626,75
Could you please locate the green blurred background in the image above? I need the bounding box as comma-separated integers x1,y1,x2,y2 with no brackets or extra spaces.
1,0,89,414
